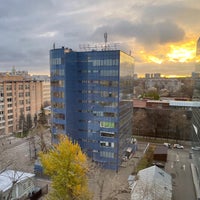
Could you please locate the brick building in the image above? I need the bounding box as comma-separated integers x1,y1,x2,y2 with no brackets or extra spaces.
0,74,43,135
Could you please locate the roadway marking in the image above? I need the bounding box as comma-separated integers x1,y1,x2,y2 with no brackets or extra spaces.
171,162,174,169
176,154,180,162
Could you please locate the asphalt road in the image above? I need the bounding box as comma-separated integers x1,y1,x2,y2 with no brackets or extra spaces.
165,148,196,200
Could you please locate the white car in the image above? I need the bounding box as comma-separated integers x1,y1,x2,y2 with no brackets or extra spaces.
192,146,200,151
174,144,184,149
163,143,171,148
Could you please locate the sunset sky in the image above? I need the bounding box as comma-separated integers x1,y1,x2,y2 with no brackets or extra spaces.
0,0,200,76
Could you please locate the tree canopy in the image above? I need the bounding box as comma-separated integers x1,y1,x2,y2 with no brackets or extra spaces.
39,135,91,200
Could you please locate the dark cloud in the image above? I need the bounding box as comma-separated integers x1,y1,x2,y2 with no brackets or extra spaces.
0,0,199,75
92,20,185,46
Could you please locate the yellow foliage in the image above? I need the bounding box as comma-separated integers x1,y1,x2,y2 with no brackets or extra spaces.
39,135,91,200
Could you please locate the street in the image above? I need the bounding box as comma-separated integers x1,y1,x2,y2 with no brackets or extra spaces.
165,148,196,200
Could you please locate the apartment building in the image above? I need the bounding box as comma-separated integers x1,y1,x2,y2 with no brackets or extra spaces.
32,75,51,105
50,47,134,170
0,74,43,135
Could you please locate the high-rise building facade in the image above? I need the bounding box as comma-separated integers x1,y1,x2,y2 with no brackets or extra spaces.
193,37,200,100
50,47,134,170
192,37,200,191
195,37,200,71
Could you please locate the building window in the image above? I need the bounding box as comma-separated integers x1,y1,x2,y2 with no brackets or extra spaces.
50,58,62,65
26,106,30,111
0,116,5,121
7,92,12,97
8,115,13,119
55,123,65,130
7,104,12,108
100,121,115,128
25,92,30,97
19,85,24,90
7,98,12,102
100,151,114,158
19,93,24,97
52,102,64,109
6,85,12,90
26,99,30,104
100,131,115,138
19,100,24,105
53,92,64,98
25,85,30,89
51,80,64,87
53,113,65,120
0,105,4,110
100,70,118,76
100,141,114,148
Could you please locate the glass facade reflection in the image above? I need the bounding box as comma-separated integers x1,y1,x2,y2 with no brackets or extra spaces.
192,37,200,189
50,47,134,171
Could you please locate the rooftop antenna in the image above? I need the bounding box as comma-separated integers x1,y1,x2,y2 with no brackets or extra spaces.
104,32,107,50
53,42,55,49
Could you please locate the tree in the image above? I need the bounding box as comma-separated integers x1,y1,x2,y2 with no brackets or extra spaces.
38,106,47,125
39,135,91,200
143,87,160,100
133,109,150,136
19,112,25,131
34,113,37,127
169,110,191,141
26,113,33,130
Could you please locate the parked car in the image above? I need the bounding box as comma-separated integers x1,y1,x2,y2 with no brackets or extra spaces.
122,147,133,161
174,144,184,149
163,143,171,148
191,146,200,151
152,162,165,168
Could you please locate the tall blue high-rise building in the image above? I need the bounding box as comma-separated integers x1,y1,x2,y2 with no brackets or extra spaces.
50,47,134,171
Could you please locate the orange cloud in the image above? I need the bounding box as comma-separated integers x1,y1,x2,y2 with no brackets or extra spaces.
136,39,197,64
167,40,196,62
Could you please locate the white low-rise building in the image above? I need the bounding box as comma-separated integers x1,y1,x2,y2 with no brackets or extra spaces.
0,170,35,200
131,165,172,200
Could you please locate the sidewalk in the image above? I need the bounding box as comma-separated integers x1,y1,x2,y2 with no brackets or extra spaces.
191,163,200,200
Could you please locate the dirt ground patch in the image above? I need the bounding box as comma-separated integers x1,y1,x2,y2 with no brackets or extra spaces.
88,150,144,200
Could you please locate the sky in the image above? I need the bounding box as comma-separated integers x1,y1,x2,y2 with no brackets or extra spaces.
0,0,200,77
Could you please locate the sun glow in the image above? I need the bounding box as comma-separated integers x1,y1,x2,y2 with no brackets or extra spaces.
138,40,196,64
148,56,163,64
167,41,196,62
164,74,189,78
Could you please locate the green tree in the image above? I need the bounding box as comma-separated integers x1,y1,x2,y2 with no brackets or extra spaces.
19,112,25,131
39,135,91,200
34,113,37,127
38,106,47,125
26,113,33,130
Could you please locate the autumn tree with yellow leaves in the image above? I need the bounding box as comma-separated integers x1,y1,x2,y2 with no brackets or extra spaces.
39,135,91,200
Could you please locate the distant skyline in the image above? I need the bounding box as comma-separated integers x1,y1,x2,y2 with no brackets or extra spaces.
0,0,200,76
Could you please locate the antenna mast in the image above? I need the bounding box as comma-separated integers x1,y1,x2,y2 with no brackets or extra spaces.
104,32,107,50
